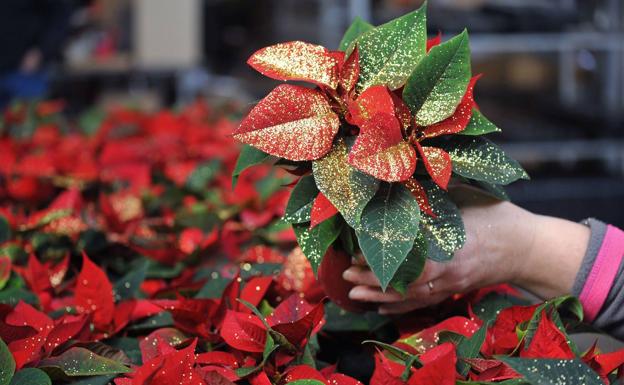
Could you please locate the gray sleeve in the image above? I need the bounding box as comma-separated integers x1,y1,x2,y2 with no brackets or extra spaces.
572,218,624,339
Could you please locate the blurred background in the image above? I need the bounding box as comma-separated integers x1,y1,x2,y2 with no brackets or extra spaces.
2,0,623,226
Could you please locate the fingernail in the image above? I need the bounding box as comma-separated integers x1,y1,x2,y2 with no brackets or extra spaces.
342,269,353,280
378,307,388,315
348,287,363,299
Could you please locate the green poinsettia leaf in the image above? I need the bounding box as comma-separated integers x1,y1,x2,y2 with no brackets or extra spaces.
355,3,427,91
339,17,374,52
443,137,529,185
286,381,327,385
420,181,465,262
38,347,130,377
439,324,487,376
0,217,10,245
499,357,603,385
284,175,318,224
470,180,510,201
0,338,15,385
403,29,471,126
312,140,379,228
232,144,271,188
293,217,342,274
390,233,427,295
461,109,501,136
356,183,420,290
9,368,50,385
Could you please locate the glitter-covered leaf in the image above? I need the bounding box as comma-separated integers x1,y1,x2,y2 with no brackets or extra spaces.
220,310,267,353
232,145,270,188
403,30,471,126
293,216,342,274
389,233,427,295
419,181,465,262
460,109,501,136
348,86,396,126
339,17,373,51
312,140,379,228
310,192,339,229
356,183,420,290
424,75,481,138
247,41,340,89
75,253,115,329
355,4,427,91
339,48,360,95
37,347,130,377
443,137,528,185
234,84,339,161
416,145,452,190
348,113,416,182
284,175,319,224
500,357,604,385
403,178,435,217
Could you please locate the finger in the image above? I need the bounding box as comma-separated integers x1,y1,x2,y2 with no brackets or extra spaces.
410,260,447,286
348,285,404,303
351,253,367,266
408,276,458,297
342,266,381,287
378,293,450,314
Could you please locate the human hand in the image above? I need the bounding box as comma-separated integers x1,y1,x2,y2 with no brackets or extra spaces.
342,187,538,314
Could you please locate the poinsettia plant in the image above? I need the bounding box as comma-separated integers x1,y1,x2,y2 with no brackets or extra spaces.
233,3,528,292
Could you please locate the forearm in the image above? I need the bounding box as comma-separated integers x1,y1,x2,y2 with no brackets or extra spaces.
511,213,589,299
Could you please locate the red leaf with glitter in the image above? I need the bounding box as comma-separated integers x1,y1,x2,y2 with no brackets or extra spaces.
43,316,89,354
168,297,220,338
75,252,115,329
140,328,188,362
407,343,457,385
220,310,267,353
520,311,574,359
239,276,273,311
416,144,452,190
328,373,364,385
195,351,239,367
269,294,325,347
424,75,481,138
339,47,360,95
348,86,396,127
349,113,416,182
248,41,340,89
234,84,339,161
466,358,521,382
282,365,327,384
426,32,442,52
310,192,339,229
403,179,436,217
587,349,624,379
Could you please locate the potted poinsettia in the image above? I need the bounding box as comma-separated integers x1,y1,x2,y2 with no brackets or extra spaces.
232,3,527,299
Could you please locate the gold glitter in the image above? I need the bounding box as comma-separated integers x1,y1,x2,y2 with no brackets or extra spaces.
248,41,339,89
356,5,427,91
110,193,143,222
350,138,416,182
420,146,451,188
312,139,379,228
403,178,435,217
446,137,529,185
419,181,465,259
403,30,471,126
234,84,340,161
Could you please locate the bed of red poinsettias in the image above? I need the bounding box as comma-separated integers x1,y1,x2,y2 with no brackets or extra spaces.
0,101,623,385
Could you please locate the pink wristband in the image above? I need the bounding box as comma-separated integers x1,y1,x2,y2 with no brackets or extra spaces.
579,225,624,322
